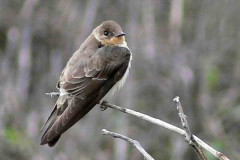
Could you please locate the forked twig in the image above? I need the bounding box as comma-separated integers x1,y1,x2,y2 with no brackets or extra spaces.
100,100,230,160
102,129,154,160
173,96,207,160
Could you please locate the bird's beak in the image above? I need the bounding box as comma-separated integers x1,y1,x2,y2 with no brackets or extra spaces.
115,32,126,37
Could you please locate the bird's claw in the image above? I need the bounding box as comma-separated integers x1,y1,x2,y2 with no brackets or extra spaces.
100,100,108,111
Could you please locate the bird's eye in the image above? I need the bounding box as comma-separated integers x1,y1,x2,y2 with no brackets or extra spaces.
104,31,109,36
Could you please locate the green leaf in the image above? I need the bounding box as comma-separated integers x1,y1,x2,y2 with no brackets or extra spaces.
207,66,220,90
4,127,22,145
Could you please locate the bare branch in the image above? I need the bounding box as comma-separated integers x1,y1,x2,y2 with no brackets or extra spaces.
173,96,207,160
100,101,230,160
102,129,154,160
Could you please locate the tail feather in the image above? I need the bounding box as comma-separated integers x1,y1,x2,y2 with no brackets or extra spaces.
47,135,61,147
41,96,68,147
40,104,57,131
40,108,58,146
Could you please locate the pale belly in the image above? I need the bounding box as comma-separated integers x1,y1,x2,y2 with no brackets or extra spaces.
102,54,132,101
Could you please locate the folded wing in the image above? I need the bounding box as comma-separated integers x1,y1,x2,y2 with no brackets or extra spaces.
41,46,131,146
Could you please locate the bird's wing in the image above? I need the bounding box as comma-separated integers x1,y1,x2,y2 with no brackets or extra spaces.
41,46,131,146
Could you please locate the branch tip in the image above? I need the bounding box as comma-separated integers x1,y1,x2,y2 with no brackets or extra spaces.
173,96,180,103
102,129,108,135
102,129,154,160
45,92,60,97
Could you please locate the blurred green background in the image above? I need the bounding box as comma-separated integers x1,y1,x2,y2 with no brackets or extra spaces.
0,0,240,159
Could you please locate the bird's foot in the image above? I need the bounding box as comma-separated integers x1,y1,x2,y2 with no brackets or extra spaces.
100,100,108,111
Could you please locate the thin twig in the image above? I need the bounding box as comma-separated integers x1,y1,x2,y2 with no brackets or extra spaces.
45,92,60,97
100,101,230,160
102,129,154,160
173,96,207,160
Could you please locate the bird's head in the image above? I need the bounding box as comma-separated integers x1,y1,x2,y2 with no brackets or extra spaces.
92,20,126,46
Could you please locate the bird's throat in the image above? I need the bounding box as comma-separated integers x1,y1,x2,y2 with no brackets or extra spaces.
101,36,125,45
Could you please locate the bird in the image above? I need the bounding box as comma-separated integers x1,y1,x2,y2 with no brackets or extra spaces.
40,20,132,147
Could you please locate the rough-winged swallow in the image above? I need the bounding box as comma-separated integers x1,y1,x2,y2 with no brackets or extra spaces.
40,20,132,147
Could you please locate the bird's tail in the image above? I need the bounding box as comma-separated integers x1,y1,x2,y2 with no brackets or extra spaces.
40,104,60,147
46,135,61,147
40,113,61,147
40,95,69,147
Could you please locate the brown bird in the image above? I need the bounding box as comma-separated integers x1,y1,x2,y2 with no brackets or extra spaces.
40,20,132,147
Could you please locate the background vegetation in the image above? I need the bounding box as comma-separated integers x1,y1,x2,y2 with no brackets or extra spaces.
0,0,239,159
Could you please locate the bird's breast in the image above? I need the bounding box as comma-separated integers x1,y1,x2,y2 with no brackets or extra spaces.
103,51,132,100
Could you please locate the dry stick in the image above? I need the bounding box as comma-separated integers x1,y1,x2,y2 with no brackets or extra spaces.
173,96,207,160
100,101,230,160
102,129,154,160
45,92,60,97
